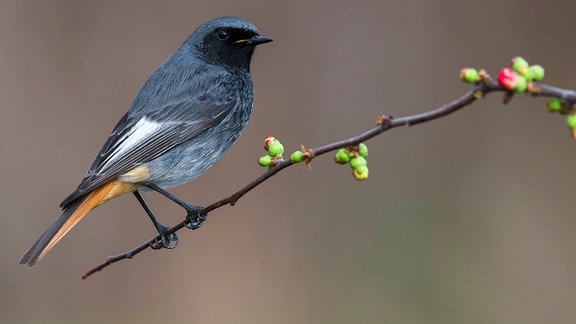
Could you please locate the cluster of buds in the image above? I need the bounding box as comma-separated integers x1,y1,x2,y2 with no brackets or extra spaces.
258,136,284,167
334,143,369,180
460,57,545,94
496,57,545,92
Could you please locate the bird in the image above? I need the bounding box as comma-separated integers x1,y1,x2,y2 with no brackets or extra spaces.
19,16,272,266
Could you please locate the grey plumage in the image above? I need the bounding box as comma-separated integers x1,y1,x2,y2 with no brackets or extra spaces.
20,16,271,266
60,16,268,208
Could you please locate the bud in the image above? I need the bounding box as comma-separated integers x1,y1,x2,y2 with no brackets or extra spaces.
513,75,528,92
264,136,284,157
358,143,368,158
512,56,530,78
263,136,276,150
566,114,576,130
290,150,304,163
529,65,545,81
267,141,284,157
497,68,516,90
497,68,527,92
547,98,562,113
350,156,368,170
334,148,351,164
459,68,480,83
258,155,273,167
352,166,369,181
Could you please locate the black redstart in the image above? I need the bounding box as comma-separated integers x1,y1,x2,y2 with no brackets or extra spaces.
20,16,272,266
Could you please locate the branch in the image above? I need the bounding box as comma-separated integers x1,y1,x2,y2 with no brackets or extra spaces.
82,79,576,279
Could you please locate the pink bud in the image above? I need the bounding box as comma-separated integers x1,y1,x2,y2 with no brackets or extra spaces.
497,68,518,90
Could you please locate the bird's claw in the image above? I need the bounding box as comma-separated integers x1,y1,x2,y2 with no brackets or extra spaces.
185,206,207,230
150,226,178,250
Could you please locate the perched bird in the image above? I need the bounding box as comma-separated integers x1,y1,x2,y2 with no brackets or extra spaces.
20,16,272,266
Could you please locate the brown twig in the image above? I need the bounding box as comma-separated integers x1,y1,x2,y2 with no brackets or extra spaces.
82,80,576,279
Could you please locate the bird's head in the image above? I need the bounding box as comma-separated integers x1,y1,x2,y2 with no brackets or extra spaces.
187,16,272,71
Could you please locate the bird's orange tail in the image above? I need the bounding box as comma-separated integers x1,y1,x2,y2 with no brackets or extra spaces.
20,179,138,266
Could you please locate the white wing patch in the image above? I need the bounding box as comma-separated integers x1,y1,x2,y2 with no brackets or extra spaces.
98,117,163,172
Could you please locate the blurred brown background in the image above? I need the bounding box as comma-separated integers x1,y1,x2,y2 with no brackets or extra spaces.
2,1,576,323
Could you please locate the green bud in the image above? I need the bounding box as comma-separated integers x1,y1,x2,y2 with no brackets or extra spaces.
358,143,368,158
350,156,368,170
334,148,351,164
566,114,576,130
267,141,284,157
459,68,480,83
258,155,273,167
513,75,528,92
547,98,562,113
529,65,545,81
290,150,304,163
512,56,530,77
352,165,369,181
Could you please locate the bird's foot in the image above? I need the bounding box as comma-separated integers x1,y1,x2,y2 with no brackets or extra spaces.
184,205,207,230
150,226,179,250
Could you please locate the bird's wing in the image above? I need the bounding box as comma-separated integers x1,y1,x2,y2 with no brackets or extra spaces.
59,96,237,209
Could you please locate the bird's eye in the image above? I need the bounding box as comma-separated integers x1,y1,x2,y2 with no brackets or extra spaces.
216,30,229,41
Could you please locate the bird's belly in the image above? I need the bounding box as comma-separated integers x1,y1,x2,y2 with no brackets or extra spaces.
142,123,245,189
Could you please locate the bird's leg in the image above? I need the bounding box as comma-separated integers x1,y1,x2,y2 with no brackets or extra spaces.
143,183,207,230
133,191,178,250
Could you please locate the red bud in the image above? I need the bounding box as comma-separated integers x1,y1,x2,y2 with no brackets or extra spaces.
497,68,519,90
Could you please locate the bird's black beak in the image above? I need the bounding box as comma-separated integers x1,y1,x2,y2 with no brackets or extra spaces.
235,35,273,46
